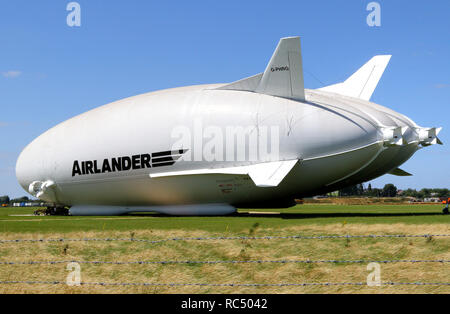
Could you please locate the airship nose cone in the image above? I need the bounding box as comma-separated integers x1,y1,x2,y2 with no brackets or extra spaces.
16,141,38,193
16,128,64,204
16,131,54,195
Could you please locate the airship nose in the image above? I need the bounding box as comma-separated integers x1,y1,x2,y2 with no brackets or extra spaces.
16,141,39,193
16,133,54,193
16,131,61,203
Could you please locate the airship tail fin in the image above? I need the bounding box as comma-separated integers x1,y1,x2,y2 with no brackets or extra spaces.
216,73,263,92
319,55,392,101
217,37,306,102
150,159,299,188
255,37,306,101
388,167,413,176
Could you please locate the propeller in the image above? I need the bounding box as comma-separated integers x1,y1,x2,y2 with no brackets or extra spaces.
416,127,443,147
381,126,408,147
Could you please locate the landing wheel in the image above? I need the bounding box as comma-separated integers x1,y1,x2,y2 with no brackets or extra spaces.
444,208,449,215
44,207,69,216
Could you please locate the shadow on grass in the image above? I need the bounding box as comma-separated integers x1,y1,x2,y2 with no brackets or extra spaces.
126,211,446,219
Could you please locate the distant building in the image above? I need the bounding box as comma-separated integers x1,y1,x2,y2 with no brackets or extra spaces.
424,197,441,203
11,202,43,207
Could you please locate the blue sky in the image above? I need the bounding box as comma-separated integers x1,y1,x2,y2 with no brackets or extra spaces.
0,0,449,198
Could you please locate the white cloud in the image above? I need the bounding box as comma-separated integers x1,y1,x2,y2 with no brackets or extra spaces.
435,83,450,89
0,122,8,127
2,71,22,78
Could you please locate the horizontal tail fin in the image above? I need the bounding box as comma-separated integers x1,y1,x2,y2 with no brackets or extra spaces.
319,55,391,101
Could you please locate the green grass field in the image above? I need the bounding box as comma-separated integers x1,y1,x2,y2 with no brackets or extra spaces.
0,204,448,294
0,204,448,233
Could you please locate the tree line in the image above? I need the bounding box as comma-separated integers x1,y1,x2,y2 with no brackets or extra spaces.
0,196,31,204
337,184,449,198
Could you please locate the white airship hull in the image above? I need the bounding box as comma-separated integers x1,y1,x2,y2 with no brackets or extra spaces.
16,37,441,216
17,87,382,205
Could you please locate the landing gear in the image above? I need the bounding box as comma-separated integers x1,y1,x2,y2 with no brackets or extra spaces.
34,206,69,216
444,208,449,215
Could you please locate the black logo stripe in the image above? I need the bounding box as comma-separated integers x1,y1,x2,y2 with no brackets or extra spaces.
152,149,188,158
152,156,182,163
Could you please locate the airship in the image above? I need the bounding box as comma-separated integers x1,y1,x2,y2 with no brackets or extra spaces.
16,37,443,216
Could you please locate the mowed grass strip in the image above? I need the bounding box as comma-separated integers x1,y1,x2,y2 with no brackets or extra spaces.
0,222,449,294
0,204,448,234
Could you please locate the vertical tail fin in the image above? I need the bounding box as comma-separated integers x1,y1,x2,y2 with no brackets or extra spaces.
216,37,306,102
319,55,391,101
255,37,305,101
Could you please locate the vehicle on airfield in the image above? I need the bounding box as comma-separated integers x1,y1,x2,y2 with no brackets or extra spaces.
16,37,444,216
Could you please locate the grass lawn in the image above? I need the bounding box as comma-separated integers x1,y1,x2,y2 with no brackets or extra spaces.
0,204,447,234
0,204,448,294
